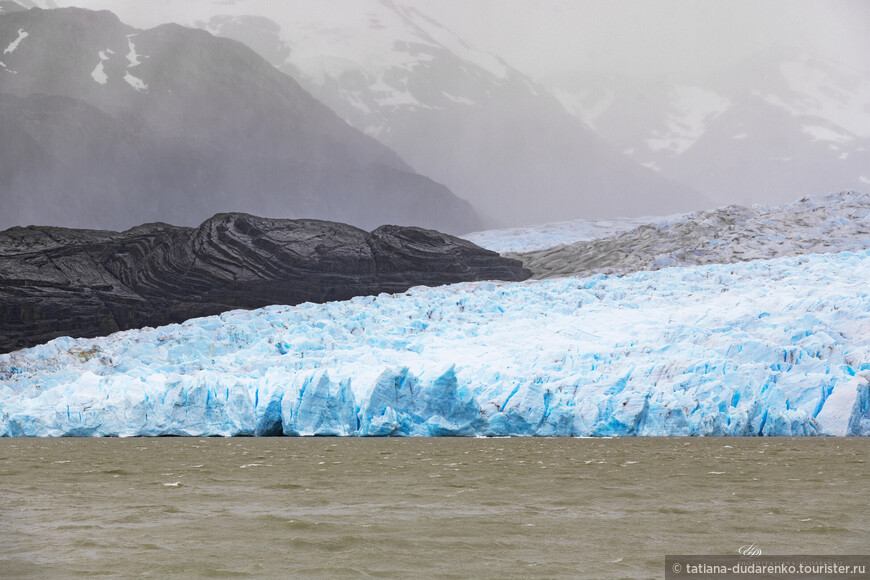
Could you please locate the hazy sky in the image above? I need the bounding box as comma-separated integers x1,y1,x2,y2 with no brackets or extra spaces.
49,0,869,79
420,0,870,78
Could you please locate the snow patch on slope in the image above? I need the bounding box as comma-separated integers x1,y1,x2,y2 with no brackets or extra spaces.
369,75,423,108
748,56,870,139
123,71,146,91
552,87,614,130
646,86,731,155
125,34,141,67
3,28,28,55
88,44,148,90
90,50,108,85
779,57,870,138
442,91,475,105
802,124,853,144
393,2,509,80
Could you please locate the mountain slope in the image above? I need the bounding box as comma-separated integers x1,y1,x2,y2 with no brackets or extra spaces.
195,0,707,227
0,6,481,233
548,51,870,206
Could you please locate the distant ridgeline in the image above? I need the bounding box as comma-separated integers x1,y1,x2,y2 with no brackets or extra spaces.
0,214,531,353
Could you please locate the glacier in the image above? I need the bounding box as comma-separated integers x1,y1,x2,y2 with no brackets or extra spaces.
463,214,670,254
503,190,870,279
2,249,870,437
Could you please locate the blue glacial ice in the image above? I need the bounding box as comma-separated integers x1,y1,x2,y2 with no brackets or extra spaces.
463,213,668,253
2,250,870,437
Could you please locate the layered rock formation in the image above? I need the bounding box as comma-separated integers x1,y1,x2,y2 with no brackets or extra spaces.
0,214,530,353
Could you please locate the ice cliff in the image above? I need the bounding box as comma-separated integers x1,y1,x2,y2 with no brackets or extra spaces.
2,248,869,437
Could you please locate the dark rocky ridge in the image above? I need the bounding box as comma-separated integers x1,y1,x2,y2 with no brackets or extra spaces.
0,214,531,353
0,1,28,13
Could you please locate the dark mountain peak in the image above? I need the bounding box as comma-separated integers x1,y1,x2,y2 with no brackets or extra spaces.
5,0,57,10
0,1,28,15
3,4,128,33
0,6,481,234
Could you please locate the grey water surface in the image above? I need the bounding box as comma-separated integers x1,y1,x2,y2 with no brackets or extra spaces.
1,437,867,579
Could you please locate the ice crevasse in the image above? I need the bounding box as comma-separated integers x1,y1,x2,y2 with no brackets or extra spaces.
1,250,870,437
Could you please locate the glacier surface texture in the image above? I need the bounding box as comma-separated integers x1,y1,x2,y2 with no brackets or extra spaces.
504,190,870,278
2,250,870,437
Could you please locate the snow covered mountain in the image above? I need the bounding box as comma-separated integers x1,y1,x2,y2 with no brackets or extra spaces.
548,50,870,207
0,5,480,233
190,0,706,227
3,247,869,437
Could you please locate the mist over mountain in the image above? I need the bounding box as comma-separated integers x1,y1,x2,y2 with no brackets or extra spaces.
0,6,481,233
548,49,870,207
1,0,53,10
196,1,707,227
4,1,866,232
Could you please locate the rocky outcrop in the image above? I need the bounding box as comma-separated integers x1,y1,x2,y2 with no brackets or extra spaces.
0,214,530,353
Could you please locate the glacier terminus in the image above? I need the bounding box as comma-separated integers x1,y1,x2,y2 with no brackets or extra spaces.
2,248,869,437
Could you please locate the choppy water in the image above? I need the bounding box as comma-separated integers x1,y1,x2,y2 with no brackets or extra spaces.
1,438,867,579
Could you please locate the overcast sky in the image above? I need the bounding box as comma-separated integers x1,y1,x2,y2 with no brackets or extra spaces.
50,0,869,79
422,0,870,78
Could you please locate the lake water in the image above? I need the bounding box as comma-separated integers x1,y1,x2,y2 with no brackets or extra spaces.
1,437,867,579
